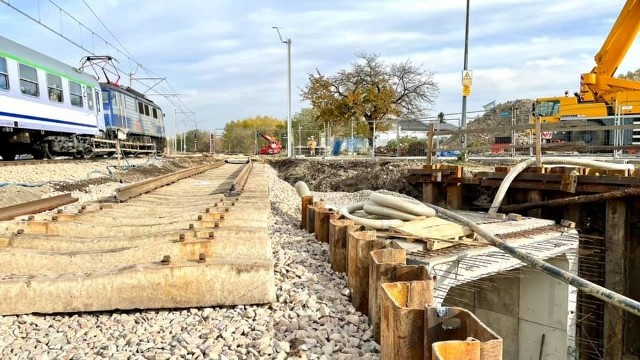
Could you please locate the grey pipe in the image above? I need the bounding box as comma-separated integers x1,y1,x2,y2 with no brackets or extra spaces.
423,202,640,318
295,181,311,197
489,157,634,213
363,201,417,221
370,192,436,217
339,201,404,230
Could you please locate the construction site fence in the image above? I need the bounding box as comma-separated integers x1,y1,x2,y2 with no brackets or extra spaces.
349,120,640,159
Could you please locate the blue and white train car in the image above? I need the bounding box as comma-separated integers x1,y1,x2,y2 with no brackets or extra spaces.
100,83,166,152
0,35,103,160
0,35,166,160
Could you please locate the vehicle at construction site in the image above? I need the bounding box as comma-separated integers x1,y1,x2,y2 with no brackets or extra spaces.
0,35,165,160
257,131,282,155
531,0,640,147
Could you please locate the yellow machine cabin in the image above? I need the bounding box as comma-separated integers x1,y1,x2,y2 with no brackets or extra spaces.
531,0,640,145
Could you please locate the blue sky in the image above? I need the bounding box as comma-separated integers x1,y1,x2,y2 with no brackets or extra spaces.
1,0,638,135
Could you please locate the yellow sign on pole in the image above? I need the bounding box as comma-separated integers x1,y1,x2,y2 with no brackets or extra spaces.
462,70,473,86
462,84,472,96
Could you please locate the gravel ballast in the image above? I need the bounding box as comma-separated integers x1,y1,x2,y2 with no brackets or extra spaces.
0,164,381,359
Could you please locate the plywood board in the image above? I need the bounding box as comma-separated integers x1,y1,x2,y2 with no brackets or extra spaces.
390,217,473,250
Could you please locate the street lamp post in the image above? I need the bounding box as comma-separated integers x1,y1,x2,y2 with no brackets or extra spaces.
273,26,293,158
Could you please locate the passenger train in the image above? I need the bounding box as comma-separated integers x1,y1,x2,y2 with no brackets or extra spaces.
0,35,166,160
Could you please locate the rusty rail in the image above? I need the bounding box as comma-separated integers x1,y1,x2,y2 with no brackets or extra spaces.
0,193,77,221
234,161,253,191
116,163,223,201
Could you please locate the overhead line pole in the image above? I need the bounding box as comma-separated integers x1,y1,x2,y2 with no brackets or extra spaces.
461,0,470,151
273,26,293,158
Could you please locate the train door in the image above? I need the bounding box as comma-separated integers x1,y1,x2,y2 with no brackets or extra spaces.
95,89,104,131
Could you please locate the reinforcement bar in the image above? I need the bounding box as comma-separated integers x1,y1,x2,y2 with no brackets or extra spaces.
423,203,640,318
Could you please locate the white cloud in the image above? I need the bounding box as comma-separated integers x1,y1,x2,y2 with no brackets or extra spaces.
0,0,636,134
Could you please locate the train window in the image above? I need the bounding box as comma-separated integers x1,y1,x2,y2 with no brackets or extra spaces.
152,108,158,119
101,90,109,104
144,104,150,116
69,81,83,107
19,64,39,97
46,74,63,103
87,87,94,110
0,57,8,90
138,101,144,114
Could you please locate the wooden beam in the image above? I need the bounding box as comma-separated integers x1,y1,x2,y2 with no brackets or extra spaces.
426,123,434,165
604,199,627,360
500,188,640,212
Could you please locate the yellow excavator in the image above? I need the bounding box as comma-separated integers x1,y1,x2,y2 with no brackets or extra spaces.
531,0,640,146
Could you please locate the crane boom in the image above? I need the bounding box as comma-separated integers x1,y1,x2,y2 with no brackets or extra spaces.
593,0,640,78
531,0,640,147
580,0,640,101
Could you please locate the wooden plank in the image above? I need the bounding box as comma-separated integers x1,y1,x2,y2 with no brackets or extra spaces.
426,123,434,165
390,218,472,250
604,200,627,360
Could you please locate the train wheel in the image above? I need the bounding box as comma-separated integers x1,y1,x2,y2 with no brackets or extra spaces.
43,143,54,159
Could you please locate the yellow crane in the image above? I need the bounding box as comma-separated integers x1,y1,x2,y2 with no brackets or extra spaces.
532,0,640,145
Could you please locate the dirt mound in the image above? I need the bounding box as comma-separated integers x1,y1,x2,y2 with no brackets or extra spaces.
50,177,113,193
269,158,427,197
442,99,533,151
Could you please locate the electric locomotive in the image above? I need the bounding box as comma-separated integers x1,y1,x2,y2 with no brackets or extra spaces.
0,35,166,160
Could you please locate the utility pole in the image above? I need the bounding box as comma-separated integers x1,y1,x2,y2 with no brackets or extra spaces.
460,0,471,152
273,27,293,158
193,114,198,152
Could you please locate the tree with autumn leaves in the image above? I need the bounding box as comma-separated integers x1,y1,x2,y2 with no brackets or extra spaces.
221,115,285,154
301,52,439,145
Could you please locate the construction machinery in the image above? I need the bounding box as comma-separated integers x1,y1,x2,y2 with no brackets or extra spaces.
257,132,282,155
531,0,640,146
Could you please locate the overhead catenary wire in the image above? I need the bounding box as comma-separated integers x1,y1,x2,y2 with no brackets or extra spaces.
0,0,195,119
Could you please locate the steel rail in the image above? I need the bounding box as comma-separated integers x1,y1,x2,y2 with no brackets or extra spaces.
115,163,223,201
0,193,77,221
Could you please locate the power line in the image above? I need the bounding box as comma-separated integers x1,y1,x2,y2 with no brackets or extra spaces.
81,0,136,63
0,0,194,122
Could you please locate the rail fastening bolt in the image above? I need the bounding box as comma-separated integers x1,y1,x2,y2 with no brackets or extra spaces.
189,224,194,230
161,255,171,264
208,232,214,239
178,234,186,241
27,215,34,221
198,253,206,263
16,229,24,235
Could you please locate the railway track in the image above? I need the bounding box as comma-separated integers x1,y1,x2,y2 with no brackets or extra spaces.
0,155,159,167
0,161,275,315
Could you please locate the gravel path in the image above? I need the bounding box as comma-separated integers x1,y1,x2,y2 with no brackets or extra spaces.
0,164,380,359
